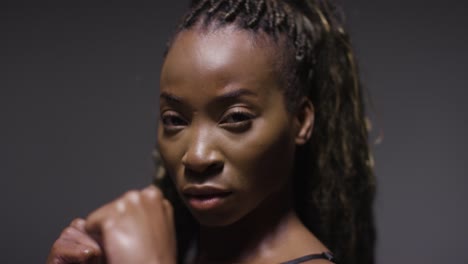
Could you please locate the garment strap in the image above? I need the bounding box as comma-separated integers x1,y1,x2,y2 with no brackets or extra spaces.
280,252,335,264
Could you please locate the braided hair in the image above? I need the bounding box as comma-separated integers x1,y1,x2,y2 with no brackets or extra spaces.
154,1,376,263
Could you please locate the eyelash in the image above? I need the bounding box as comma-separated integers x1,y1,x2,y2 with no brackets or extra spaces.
160,109,255,131
161,113,187,128
219,111,255,126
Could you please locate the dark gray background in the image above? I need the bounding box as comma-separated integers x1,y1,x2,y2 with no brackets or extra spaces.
1,1,467,263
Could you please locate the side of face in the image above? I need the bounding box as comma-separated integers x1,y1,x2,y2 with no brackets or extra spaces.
157,25,312,226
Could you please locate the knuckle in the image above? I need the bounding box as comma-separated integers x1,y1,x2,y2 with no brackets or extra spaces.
142,185,163,200
85,207,110,233
70,218,84,227
85,209,99,224
123,190,141,203
61,227,75,237
114,199,127,213
69,218,79,226
102,218,116,230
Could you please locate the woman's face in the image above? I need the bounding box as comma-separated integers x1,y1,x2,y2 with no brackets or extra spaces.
158,26,301,226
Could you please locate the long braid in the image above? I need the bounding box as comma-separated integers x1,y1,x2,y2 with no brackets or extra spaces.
207,0,225,14
224,0,245,21
302,2,376,262
156,1,376,263
184,0,210,27
247,0,265,27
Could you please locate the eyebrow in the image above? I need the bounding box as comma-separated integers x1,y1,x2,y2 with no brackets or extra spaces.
217,89,257,100
160,89,257,104
160,92,183,104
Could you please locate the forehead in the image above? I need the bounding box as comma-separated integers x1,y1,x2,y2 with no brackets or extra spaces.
160,25,283,96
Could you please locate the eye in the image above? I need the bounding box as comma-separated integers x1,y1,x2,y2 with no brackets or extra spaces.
219,110,255,131
161,112,188,129
222,112,252,123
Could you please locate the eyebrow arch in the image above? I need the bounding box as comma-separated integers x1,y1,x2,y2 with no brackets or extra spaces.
160,92,184,104
216,89,257,101
160,89,257,104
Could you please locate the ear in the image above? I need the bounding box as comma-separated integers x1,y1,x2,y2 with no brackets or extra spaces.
294,97,314,145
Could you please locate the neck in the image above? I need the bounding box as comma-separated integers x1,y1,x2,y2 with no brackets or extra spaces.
196,189,301,263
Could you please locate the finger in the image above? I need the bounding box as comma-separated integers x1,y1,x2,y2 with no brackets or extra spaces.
61,226,102,256
47,237,99,264
142,185,165,213
70,218,86,232
142,185,163,200
162,199,174,223
142,185,173,222
142,185,171,220
84,190,139,239
85,203,115,236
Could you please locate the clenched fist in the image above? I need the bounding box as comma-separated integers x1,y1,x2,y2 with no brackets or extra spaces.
47,185,176,264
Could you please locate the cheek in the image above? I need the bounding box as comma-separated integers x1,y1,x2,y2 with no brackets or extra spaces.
157,127,184,180
225,119,296,190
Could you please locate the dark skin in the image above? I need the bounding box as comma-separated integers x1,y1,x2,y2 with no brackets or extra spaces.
47,186,176,264
47,25,330,264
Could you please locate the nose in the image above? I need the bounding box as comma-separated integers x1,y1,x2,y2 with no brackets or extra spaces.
181,127,224,176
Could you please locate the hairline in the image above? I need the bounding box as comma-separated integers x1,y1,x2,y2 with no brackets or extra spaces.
168,19,300,112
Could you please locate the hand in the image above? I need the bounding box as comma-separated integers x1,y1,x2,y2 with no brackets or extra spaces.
47,185,176,264
46,218,103,264
85,185,176,264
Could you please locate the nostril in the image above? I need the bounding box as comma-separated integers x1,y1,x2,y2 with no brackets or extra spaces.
206,162,223,174
184,162,224,180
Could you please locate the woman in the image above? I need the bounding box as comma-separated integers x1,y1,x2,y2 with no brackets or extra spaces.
47,0,375,263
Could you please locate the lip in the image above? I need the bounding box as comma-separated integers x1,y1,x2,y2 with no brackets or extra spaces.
183,185,231,196
182,185,232,210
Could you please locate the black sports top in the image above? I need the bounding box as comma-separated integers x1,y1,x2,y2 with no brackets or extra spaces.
280,252,335,264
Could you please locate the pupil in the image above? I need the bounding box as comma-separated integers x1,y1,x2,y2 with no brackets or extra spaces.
231,113,247,122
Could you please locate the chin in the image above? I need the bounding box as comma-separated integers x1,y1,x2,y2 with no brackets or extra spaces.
189,208,243,227
179,191,250,227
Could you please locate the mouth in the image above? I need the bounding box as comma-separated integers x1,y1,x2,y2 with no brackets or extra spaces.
182,185,232,210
